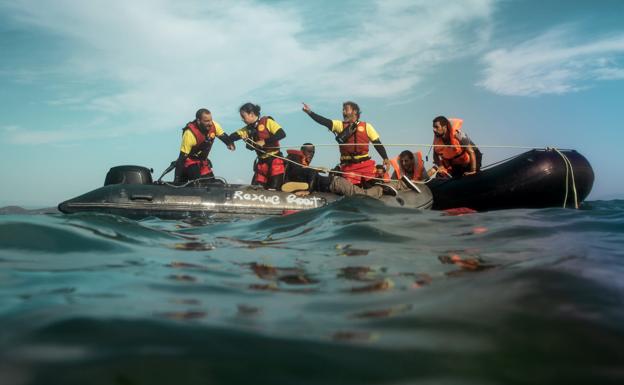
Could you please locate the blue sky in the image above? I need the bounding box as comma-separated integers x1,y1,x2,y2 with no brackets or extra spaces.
1,0,623,206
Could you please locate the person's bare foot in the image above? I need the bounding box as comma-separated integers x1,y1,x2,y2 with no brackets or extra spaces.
294,190,310,197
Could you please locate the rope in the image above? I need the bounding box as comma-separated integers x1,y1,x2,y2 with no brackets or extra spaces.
243,138,434,185
278,143,543,150
243,140,579,203
551,148,579,209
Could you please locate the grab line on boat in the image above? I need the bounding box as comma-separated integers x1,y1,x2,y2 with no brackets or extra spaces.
551,147,579,209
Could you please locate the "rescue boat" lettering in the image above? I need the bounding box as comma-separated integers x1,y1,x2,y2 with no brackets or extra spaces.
232,191,324,207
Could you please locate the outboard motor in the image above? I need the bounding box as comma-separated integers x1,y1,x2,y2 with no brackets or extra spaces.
104,165,153,186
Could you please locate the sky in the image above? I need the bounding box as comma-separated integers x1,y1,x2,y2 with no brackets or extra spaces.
1,0,623,207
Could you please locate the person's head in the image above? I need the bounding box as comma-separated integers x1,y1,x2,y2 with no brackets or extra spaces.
375,164,386,178
195,108,213,130
432,116,451,138
239,103,261,125
342,101,360,122
300,143,315,164
399,150,415,172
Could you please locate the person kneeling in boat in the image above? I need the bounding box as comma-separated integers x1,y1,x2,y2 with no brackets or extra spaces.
174,108,235,184
301,101,393,198
390,150,429,182
282,143,331,195
431,116,482,178
229,103,287,190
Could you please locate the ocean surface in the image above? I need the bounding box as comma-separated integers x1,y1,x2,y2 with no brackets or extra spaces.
1,199,623,385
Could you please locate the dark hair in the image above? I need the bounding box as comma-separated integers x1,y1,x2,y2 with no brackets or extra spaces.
433,116,451,129
375,164,385,170
239,103,261,116
399,150,414,160
343,101,361,118
301,143,315,152
195,108,211,120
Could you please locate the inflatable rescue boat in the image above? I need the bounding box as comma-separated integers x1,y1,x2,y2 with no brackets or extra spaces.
428,149,594,210
58,166,434,219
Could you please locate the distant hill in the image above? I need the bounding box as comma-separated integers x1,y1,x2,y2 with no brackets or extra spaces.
0,206,59,215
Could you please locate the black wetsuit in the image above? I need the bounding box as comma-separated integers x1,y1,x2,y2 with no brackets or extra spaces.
284,152,330,192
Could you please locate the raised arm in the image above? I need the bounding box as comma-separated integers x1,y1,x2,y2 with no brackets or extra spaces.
302,103,333,130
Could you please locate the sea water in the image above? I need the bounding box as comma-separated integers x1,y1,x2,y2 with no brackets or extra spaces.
1,198,623,385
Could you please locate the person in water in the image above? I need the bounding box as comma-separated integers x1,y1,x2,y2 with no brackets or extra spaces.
229,103,287,190
282,143,331,194
302,101,391,187
174,108,235,184
431,116,482,178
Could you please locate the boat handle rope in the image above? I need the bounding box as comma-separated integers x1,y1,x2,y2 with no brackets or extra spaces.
244,139,570,187
163,139,581,209
243,138,438,185
550,147,579,209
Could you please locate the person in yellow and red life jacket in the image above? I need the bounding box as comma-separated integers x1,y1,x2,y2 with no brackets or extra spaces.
283,143,331,194
432,116,482,178
229,103,286,190
301,101,391,187
174,108,235,184
390,150,429,182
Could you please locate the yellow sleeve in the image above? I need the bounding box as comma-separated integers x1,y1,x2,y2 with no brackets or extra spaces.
331,120,344,134
365,122,380,141
213,121,225,136
180,129,197,154
235,126,249,139
266,118,282,134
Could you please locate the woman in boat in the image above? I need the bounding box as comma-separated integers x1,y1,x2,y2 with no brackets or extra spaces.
229,103,287,190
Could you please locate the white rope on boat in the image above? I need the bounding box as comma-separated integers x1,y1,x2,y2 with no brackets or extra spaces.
243,138,437,185
551,147,579,209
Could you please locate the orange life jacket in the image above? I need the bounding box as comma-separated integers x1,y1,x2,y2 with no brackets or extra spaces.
390,151,425,181
339,121,369,160
184,121,216,161
433,118,471,167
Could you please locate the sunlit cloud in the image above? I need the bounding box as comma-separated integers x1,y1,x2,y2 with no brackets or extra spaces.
479,26,624,96
1,0,494,144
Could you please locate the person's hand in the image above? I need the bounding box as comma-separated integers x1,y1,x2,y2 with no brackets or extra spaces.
255,139,265,148
227,143,236,151
302,102,312,114
437,166,451,178
316,167,329,174
383,158,391,172
463,170,476,176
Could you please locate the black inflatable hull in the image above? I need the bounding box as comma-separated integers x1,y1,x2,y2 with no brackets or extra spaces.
428,149,594,211
58,182,433,220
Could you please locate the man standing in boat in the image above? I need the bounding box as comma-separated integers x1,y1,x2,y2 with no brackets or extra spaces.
301,101,392,195
174,108,235,184
431,116,481,178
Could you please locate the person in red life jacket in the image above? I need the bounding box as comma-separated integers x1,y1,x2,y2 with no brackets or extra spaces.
229,103,287,190
282,143,331,194
301,101,391,187
390,150,428,182
174,108,235,184
432,116,482,178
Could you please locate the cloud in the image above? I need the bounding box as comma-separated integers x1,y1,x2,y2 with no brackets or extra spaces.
2,0,495,144
478,26,624,96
